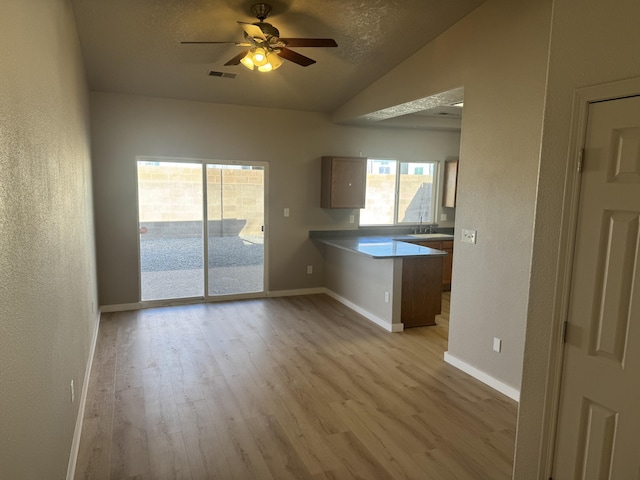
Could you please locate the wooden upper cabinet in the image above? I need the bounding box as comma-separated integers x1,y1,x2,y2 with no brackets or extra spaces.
442,159,459,208
321,156,367,208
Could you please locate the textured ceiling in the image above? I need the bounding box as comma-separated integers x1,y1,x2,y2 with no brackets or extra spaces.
71,0,483,122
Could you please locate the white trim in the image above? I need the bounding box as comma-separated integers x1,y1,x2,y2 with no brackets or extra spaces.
324,289,404,332
267,287,326,297
444,352,520,402
100,293,270,313
100,302,147,313
100,290,326,312
100,287,405,334
66,311,101,480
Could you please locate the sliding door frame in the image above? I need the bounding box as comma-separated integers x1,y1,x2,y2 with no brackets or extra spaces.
202,159,269,301
136,155,269,307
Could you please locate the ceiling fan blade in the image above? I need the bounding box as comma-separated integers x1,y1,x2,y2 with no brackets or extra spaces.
279,38,338,48
224,50,249,66
181,41,252,47
277,48,316,67
238,21,266,41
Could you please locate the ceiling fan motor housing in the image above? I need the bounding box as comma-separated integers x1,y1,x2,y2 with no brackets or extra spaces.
251,3,272,21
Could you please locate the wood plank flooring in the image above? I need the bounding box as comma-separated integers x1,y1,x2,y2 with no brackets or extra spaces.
75,293,517,479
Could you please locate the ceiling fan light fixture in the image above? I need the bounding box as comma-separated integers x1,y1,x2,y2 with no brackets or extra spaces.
268,51,283,70
257,51,283,72
252,47,268,66
240,53,255,70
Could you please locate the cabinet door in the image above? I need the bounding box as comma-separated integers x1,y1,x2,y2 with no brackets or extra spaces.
442,159,458,208
401,256,443,327
418,240,453,290
321,157,367,208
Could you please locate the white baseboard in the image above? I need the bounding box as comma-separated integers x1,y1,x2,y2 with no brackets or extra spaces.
100,290,328,313
100,288,402,335
66,311,101,480
267,287,326,297
324,289,404,333
443,352,520,402
100,301,142,313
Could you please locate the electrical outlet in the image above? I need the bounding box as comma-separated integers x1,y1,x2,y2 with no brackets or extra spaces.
307,265,313,274
349,215,355,224
493,337,502,353
284,207,290,217
440,213,448,221
461,229,477,244
384,291,390,303
70,380,75,403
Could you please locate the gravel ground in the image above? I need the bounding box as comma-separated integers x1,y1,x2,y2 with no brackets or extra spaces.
140,235,263,272
139,235,264,300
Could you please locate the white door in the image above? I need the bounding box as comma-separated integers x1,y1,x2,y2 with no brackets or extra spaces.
553,95,640,478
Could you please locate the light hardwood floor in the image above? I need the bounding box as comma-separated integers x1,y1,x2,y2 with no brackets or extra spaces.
75,293,517,479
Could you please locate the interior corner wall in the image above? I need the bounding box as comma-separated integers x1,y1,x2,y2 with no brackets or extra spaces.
336,0,553,391
0,1,98,478
89,92,460,306
515,0,640,477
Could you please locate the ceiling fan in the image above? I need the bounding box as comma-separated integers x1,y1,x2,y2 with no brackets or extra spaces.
181,3,338,72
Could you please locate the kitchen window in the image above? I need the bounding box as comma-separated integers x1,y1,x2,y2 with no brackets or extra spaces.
360,159,438,226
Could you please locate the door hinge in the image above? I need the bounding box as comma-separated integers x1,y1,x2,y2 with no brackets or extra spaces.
577,148,584,173
562,321,568,343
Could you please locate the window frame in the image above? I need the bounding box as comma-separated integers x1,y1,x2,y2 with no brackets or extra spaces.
360,158,440,227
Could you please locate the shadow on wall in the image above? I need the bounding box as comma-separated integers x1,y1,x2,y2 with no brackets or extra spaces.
402,183,433,223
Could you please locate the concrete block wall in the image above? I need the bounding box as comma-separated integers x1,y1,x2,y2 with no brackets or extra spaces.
137,164,264,237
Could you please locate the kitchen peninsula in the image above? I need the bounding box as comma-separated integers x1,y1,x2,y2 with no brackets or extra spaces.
311,231,453,332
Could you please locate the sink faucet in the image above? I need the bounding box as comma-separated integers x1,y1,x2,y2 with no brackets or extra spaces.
411,218,438,234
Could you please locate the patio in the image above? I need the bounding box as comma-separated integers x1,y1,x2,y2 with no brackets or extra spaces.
140,235,264,300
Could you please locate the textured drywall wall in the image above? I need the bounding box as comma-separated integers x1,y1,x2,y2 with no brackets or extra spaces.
515,0,640,477
335,0,552,391
90,92,461,306
324,245,398,326
0,1,97,478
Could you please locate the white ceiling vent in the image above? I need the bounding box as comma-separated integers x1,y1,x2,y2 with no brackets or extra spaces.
208,70,237,79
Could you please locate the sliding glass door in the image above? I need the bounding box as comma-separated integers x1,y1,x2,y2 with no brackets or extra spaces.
206,163,265,296
137,161,204,301
137,159,266,302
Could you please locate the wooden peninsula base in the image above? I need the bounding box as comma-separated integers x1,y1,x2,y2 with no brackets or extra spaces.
401,256,443,327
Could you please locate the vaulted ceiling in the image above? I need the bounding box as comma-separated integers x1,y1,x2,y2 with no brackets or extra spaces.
71,0,482,125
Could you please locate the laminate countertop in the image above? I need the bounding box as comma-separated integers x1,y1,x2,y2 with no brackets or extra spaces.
313,233,453,259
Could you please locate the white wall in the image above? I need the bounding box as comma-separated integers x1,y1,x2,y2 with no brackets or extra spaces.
515,0,640,477
0,1,98,478
335,0,552,391
90,92,461,306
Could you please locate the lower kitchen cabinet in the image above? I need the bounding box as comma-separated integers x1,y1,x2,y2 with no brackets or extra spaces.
401,256,443,327
417,240,454,291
